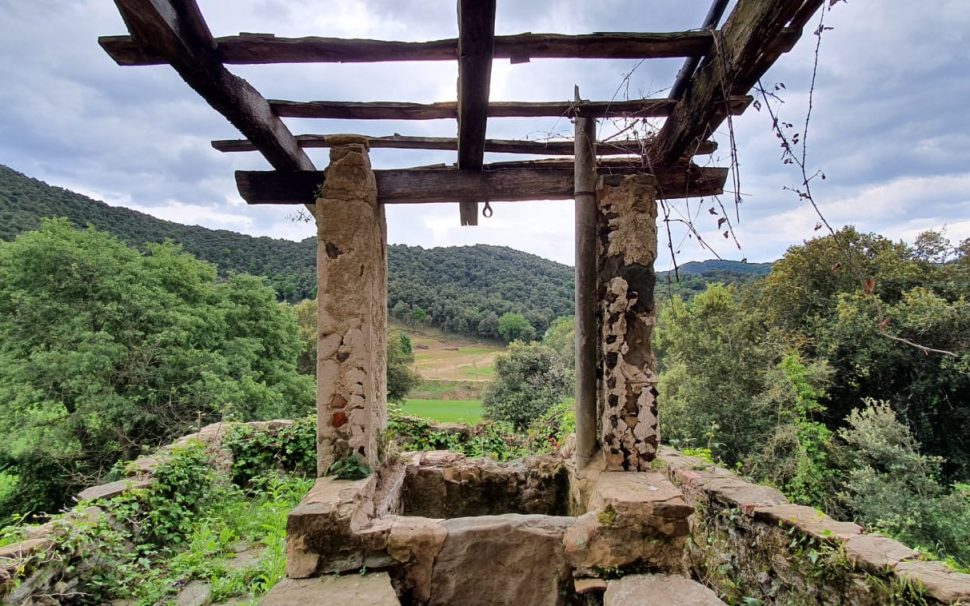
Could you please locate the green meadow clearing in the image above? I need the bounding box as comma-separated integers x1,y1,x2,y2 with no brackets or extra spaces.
400,399,483,423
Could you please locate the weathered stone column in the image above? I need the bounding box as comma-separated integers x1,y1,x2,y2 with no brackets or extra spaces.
596,174,659,471
315,139,388,475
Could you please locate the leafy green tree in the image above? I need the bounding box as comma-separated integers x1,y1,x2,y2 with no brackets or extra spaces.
656,284,779,463
482,342,572,429
542,315,575,369
387,330,421,403
0,220,314,517
498,312,536,343
839,400,970,566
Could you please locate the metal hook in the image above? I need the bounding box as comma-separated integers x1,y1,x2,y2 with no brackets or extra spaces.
482,201,493,218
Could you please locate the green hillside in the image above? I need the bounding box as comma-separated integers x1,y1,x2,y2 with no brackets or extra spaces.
0,163,768,338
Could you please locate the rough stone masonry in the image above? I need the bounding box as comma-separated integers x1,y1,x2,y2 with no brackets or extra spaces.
315,140,388,475
596,175,660,471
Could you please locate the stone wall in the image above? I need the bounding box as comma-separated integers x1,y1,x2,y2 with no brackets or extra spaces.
596,175,660,471
658,447,970,605
0,420,295,605
315,141,388,476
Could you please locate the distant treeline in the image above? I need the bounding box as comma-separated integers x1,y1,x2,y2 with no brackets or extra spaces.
0,164,768,340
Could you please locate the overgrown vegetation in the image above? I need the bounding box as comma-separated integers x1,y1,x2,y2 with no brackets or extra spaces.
656,227,970,567
0,220,314,521
20,442,312,605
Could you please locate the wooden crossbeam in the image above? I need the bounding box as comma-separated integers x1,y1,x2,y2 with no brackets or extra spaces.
269,96,751,120
109,0,315,178
100,31,714,66
669,0,730,100
235,164,727,205
651,0,820,164
456,0,497,225
211,133,718,156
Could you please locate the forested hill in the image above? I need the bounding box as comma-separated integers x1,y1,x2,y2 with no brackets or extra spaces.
0,163,769,337
0,164,318,300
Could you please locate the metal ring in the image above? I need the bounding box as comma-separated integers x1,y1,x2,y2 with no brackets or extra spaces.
482,201,494,218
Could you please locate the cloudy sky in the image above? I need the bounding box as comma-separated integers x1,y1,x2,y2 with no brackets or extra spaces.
1,1,968,269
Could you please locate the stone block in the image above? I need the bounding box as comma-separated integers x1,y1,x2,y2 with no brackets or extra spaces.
261,573,400,606
843,535,918,572
751,504,862,541
604,574,726,605
429,514,573,606
76,478,152,502
285,476,375,577
895,560,970,604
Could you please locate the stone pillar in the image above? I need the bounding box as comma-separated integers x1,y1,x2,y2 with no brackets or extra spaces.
315,140,388,476
596,174,659,471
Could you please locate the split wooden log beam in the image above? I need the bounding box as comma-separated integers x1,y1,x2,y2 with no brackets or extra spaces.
651,0,823,164
211,133,717,157
456,0,496,225
268,96,751,120
99,30,715,66
235,164,727,206
108,0,315,177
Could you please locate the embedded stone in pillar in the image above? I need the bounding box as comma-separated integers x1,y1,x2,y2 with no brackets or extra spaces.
596,175,659,471
316,139,388,475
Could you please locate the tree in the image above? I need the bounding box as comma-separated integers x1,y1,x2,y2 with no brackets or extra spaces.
0,220,314,517
498,312,536,343
542,315,575,369
387,330,421,403
482,342,572,429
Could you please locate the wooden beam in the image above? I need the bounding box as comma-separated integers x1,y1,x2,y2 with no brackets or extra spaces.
212,133,718,156
235,164,727,205
669,0,730,100
100,30,714,66
268,96,751,120
109,0,315,175
652,0,813,164
456,0,496,225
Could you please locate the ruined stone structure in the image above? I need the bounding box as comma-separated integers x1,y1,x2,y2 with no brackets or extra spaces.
96,0,934,603
315,141,388,473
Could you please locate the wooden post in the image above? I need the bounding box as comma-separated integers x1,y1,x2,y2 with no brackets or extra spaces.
574,87,598,469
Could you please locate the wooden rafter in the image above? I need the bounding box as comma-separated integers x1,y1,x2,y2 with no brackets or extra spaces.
111,0,314,176
268,96,751,120
100,30,714,66
235,164,727,206
651,0,822,164
456,0,496,226
211,133,718,157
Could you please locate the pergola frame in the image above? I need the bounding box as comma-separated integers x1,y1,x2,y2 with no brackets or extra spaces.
101,0,825,471
101,0,822,222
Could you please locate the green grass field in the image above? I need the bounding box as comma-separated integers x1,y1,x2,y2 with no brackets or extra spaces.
402,399,483,423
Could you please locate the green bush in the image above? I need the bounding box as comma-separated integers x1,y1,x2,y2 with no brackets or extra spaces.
224,417,316,485
482,341,573,430
839,399,970,567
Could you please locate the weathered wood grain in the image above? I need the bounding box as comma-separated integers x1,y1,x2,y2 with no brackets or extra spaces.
267,97,750,120
211,133,717,156
99,31,714,66
652,0,816,164
456,0,496,225
235,165,727,205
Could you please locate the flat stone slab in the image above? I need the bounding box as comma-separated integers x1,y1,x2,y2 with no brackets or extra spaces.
76,478,152,501
895,560,970,604
843,535,918,571
604,575,726,605
429,514,573,606
751,504,862,540
175,580,211,606
261,573,400,606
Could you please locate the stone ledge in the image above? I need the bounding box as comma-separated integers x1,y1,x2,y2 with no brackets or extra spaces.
751,504,862,541
896,561,970,604
604,574,726,605
262,572,399,606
